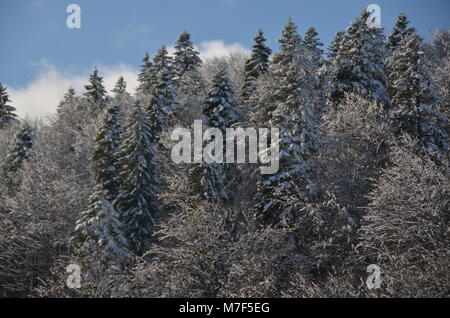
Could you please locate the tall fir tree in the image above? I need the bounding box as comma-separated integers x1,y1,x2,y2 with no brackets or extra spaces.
329,10,389,107
304,26,324,68
146,46,179,137
137,52,155,94
189,68,240,203
387,13,415,52
255,19,321,222
114,102,159,255
242,29,272,101
327,30,346,61
387,31,448,155
92,105,125,200
173,31,202,80
73,190,131,272
112,76,127,97
1,125,35,192
84,68,107,115
0,83,18,129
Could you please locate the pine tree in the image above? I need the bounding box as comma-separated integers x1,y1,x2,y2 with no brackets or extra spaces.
1,125,35,192
0,83,18,129
73,190,131,272
137,52,155,94
329,10,389,107
190,68,240,203
304,26,324,68
327,30,346,61
242,29,272,101
387,31,448,155
84,68,107,115
173,31,202,80
272,18,302,67
255,19,321,222
114,102,159,255
203,68,240,132
112,76,127,97
92,105,125,200
152,45,173,76
387,13,415,52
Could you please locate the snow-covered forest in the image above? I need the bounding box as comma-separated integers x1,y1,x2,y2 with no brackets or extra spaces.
0,10,449,298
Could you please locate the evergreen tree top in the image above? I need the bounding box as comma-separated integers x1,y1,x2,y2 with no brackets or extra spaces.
153,45,172,71
173,31,202,77
304,27,323,50
276,18,302,62
388,13,416,51
112,76,127,96
0,83,18,128
203,69,240,131
327,30,346,60
84,68,107,103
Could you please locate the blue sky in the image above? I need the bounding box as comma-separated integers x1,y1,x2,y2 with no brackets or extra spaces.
1,0,449,118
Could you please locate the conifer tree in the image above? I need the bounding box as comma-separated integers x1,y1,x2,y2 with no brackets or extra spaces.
255,19,321,222
329,10,389,106
0,83,18,129
190,68,240,203
92,105,125,200
114,102,159,255
173,31,202,80
387,31,448,154
152,45,173,76
137,52,155,94
73,191,131,272
84,68,107,115
145,46,179,137
1,125,35,192
203,68,240,132
327,30,346,61
242,29,272,101
112,76,128,97
387,13,415,52
304,26,324,68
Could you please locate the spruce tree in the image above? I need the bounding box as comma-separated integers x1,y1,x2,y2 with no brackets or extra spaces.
152,45,173,76
242,29,272,101
0,83,18,129
255,19,321,222
92,105,125,200
272,18,302,66
112,76,127,97
327,30,346,61
387,13,415,52
173,31,202,80
114,102,159,255
84,68,107,115
387,31,448,155
304,26,324,68
73,189,131,272
203,68,240,132
146,46,179,137
1,125,35,192
190,68,240,203
137,52,154,94
329,10,389,107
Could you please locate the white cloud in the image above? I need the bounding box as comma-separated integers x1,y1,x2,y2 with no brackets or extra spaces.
7,39,247,119
168,40,249,60
7,61,138,120
197,40,249,60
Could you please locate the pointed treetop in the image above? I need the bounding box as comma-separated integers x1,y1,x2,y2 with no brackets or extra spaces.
0,83,18,128
388,13,416,51
112,76,127,96
173,31,202,78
